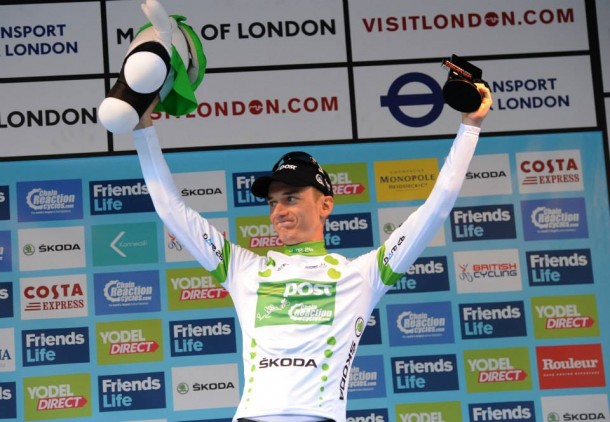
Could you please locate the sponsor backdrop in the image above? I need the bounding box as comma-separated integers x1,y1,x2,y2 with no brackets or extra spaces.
1,1,609,422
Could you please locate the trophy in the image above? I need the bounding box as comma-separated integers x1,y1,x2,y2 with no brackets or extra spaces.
441,54,488,112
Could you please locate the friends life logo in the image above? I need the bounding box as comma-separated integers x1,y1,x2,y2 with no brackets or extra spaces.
170,317,236,357
391,354,458,394
0,186,9,221
22,327,89,367
468,401,535,422
459,301,526,340
0,282,13,318
526,248,593,286
450,204,516,242
233,171,268,207
387,256,449,295
89,178,154,215
98,372,165,412
0,382,16,420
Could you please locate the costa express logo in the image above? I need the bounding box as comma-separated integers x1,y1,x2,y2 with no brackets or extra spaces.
391,354,458,393
451,204,516,242
23,373,91,420
531,295,599,339
348,355,386,400
374,157,438,201
324,162,369,204
517,150,583,193
96,319,163,365
387,256,449,294
233,171,268,208
537,344,606,389
387,301,454,346
468,401,535,422
0,282,13,318
20,274,87,320
396,401,461,422
0,186,9,220
22,327,89,367
0,231,11,273
0,382,16,420
89,178,153,215
170,317,236,357
17,179,83,222
98,372,165,412
464,347,531,393
166,267,232,311
93,270,161,315
459,301,526,340
526,248,593,286
521,197,588,241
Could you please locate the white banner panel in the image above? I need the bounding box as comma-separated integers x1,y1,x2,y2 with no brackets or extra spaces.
349,0,588,61
105,0,346,70
0,2,104,78
596,0,610,91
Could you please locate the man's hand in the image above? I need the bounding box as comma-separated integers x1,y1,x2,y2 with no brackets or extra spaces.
461,83,493,128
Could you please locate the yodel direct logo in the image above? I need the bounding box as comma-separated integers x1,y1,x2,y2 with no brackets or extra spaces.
531,295,599,339
464,347,532,393
526,248,593,286
24,373,91,420
98,372,165,412
96,319,162,365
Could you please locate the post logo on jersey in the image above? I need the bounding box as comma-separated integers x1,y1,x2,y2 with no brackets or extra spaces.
166,267,232,311
459,301,526,340
469,401,535,422
0,282,13,318
23,373,91,421
325,163,369,204
17,179,83,222
396,401,461,422
464,347,532,393
255,280,336,327
22,327,89,367
98,372,165,412
96,319,163,365
526,248,593,286
451,204,516,242
170,317,236,357
348,355,386,399
536,344,606,389
387,301,454,346
392,354,458,393
521,197,588,241
387,256,449,294
531,295,599,339
0,382,16,419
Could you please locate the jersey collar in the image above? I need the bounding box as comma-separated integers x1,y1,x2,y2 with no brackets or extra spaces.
283,241,328,256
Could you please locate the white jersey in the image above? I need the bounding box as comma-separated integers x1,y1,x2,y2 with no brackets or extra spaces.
133,124,480,422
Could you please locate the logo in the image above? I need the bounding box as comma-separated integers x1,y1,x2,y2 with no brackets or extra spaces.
396,401,462,422
347,408,388,422
541,394,609,422
92,222,158,266
461,153,513,197
233,171,268,207
526,248,593,286
23,373,91,420
451,204,516,241
98,372,165,412
388,302,454,346
380,72,443,127
0,282,13,318
236,215,282,251
0,382,16,419
392,354,458,393
20,274,88,320
22,327,89,367
0,328,15,372
17,179,83,222
94,270,160,315
171,364,240,411
0,186,9,221
89,178,154,215
460,301,526,340
360,309,382,345
174,171,227,212
0,231,10,272
464,347,532,393
531,295,598,339
325,163,369,204
96,319,163,365
517,150,583,193
454,249,522,293
374,158,438,201
469,401,535,421
325,213,373,249
348,355,386,399
521,197,588,241
170,318,236,357
537,344,605,389
166,267,232,310
255,280,336,327
388,256,450,294
18,226,85,271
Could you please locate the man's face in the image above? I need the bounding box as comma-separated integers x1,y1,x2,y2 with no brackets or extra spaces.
267,182,333,246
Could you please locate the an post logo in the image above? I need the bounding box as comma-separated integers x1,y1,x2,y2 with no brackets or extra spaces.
461,153,513,197
255,280,336,327
236,215,282,252
96,319,163,365
451,204,516,242
388,256,450,294
98,372,165,412
459,301,526,340
464,348,531,393
347,408,388,422
348,355,386,399
541,394,609,422
232,171,268,207
0,231,11,272
23,373,91,420
0,282,13,318
396,401,461,422
531,295,599,339
521,197,588,241
0,186,9,221
22,327,89,367
325,212,373,249
526,248,593,286
93,270,161,315
17,179,83,222
536,344,606,389
92,222,158,266
0,382,16,419
174,171,227,212
20,274,88,320
387,301,454,346
517,150,583,193
170,317,236,357
378,206,445,247
392,354,458,393
166,267,232,310
468,401,535,422
325,162,369,204
89,178,154,215
374,157,438,201
171,364,240,411
18,226,85,271
0,328,15,372
454,249,522,293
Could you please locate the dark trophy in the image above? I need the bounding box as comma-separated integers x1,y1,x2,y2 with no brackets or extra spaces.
441,54,488,113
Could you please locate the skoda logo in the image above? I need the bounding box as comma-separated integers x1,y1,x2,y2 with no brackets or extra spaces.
176,382,189,395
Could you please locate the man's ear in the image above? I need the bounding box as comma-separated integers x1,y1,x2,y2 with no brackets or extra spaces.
320,195,334,218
